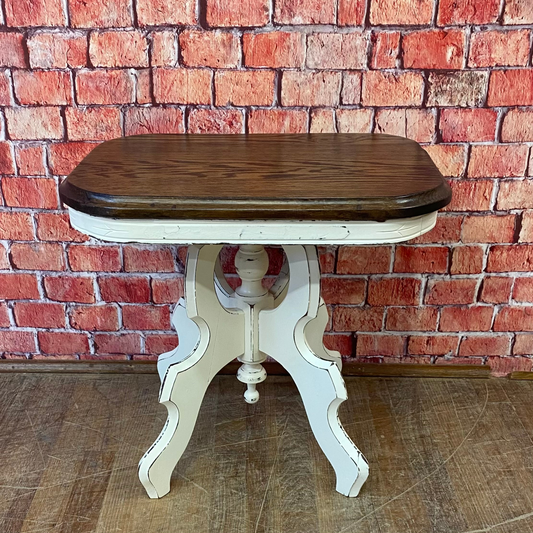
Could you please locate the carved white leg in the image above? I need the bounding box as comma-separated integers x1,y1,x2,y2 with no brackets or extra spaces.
260,245,369,497
138,245,244,498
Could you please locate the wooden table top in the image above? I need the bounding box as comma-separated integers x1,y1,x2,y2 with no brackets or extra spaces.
59,134,451,221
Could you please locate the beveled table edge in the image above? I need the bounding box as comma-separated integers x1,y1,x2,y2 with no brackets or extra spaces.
68,207,438,245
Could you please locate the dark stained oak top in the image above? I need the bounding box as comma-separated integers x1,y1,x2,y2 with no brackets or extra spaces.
59,134,451,221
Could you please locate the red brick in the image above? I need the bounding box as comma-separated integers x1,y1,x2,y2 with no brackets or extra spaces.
411,216,463,244
440,306,493,332
503,0,533,24
151,31,177,67
0,303,10,327
0,245,9,270
459,335,511,356
321,278,365,305
123,246,174,272
324,334,353,357
0,70,11,106
513,334,533,355
134,69,151,104
0,142,15,175
153,68,211,105
408,335,458,355
427,71,488,107
489,355,533,375
502,110,533,142
0,331,36,353
180,30,240,68
386,307,437,331
338,0,366,25
39,331,89,355
341,72,362,105
403,30,464,70
70,305,119,331
374,109,435,143
49,142,97,175
215,70,275,106
480,276,512,304
0,33,26,68
243,32,303,68
138,0,196,25
10,243,65,271
488,70,533,107
356,334,405,356
424,145,466,177
307,33,367,70
75,69,134,105
151,277,184,304
0,212,34,241
94,333,141,355
469,30,530,68
370,31,399,69
36,213,88,243
248,109,307,134
488,245,533,273
333,307,383,332
188,109,243,134
15,145,45,176
89,31,148,68
275,0,334,24
368,278,421,306
494,306,533,331
337,109,372,133
462,215,516,243
439,109,497,143
514,278,533,302
13,70,71,105
497,180,533,210
5,107,63,140
68,245,121,272
27,32,87,69
370,0,432,24
145,333,178,355
425,279,477,305
5,0,66,26
450,246,484,275
469,145,528,178
282,71,341,107
122,305,170,330
445,180,493,212
337,246,391,274
520,211,533,243
438,0,499,24
394,246,448,274
66,107,121,141
310,109,335,133
124,108,184,136
99,276,150,303
362,71,424,107
69,0,132,27
14,302,65,328
44,275,95,303
0,273,39,299
2,178,57,209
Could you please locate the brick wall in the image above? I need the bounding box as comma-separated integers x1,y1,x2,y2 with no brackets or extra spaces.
0,0,532,375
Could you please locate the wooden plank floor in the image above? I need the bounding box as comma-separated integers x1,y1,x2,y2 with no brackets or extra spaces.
1,374,533,533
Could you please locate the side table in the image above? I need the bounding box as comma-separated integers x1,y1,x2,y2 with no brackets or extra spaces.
59,133,451,499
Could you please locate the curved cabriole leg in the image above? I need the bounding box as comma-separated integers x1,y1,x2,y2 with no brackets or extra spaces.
139,245,245,498
260,245,369,497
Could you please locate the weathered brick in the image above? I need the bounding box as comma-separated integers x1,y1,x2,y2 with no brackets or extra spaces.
362,71,424,107
356,334,405,357
438,0,500,25
0,33,26,68
188,109,243,134
341,72,362,105
425,279,477,305
439,108,497,143
333,306,383,332
403,30,465,70
462,215,516,243
39,331,89,355
424,145,466,177
180,30,240,68
427,71,488,107
207,0,267,26
469,30,530,68
494,306,533,331
450,245,484,275
513,334,533,355
337,246,391,274
410,215,463,244
374,109,435,143
307,33,367,70
98,276,150,303
123,305,170,330
5,0,65,26
502,109,533,142
386,307,438,331
145,333,178,354
44,275,95,303
321,278,365,305
66,107,121,141
275,0,334,24
487,70,533,106
68,245,121,272
134,69,150,104
0,142,15,175
336,109,373,133
0,212,34,241
368,278,421,306
13,70,71,105
369,0,433,24
0,303,8,327
408,335,458,355
122,246,174,272
94,333,141,355
2,178,57,209
49,142,97,175
13,302,65,328
15,145,46,176
281,71,341,107
0,273,39,299
445,180,493,212
248,109,307,134
513,278,533,302
70,305,119,331
10,243,65,271
0,331,36,353
27,32,87,68
69,0,132,27
215,70,275,106
243,32,304,68
497,180,533,210
75,69,135,105
394,246,448,274
0,245,9,270
338,0,366,25
5,107,63,140
324,334,353,357
488,245,533,272
519,211,533,243
0,70,11,105
480,276,512,304
310,109,335,133
150,31,177,67
89,31,149,68
468,145,528,178
36,213,89,242
125,108,184,136
459,335,511,356
503,0,533,24
151,277,184,304
370,31,400,69
440,306,493,331
153,68,212,105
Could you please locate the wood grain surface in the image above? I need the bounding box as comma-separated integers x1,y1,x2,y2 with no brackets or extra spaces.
2,373,533,533
59,134,451,221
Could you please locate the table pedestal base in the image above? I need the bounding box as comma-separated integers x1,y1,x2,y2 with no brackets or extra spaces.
138,244,369,498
